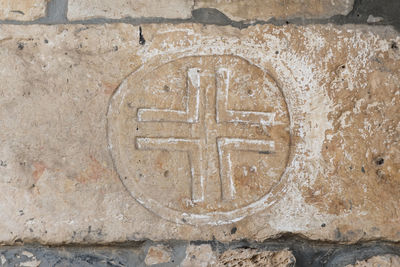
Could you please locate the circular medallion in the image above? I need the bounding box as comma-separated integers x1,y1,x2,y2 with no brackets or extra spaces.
108,55,291,225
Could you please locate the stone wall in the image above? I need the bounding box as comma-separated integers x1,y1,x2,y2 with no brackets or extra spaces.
0,0,399,266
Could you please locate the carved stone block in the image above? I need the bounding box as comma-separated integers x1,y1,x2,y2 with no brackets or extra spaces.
0,24,398,244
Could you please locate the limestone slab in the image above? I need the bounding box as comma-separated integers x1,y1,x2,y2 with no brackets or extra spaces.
194,0,355,21
0,0,48,21
67,0,194,20
0,24,398,245
346,254,400,267
67,0,355,21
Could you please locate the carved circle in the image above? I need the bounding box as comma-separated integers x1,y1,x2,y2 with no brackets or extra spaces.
107,55,291,225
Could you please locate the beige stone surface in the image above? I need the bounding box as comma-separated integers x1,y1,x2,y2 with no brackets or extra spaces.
0,23,398,245
194,0,355,21
0,0,48,21
67,0,355,21
218,249,295,267
145,245,172,265
181,244,216,267
67,0,193,20
346,254,400,267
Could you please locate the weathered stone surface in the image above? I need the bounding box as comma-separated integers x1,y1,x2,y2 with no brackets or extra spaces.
181,244,216,267
144,245,172,265
218,249,295,267
194,0,355,21
67,0,193,20
346,254,400,267
0,23,398,245
67,0,355,21
0,0,48,21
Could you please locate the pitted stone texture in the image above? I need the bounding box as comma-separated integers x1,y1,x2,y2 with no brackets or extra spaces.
218,249,295,267
0,24,398,244
346,254,400,267
67,0,193,20
194,0,354,21
0,0,48,21
181,246,295,267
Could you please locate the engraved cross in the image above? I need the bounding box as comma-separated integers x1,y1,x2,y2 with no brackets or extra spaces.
136,67,275,203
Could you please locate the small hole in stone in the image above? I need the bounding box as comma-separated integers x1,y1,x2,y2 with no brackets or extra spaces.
285,21,289,24
163,85,170,92
139,26,146,45
361,166,365,173
357,13,360,17
275,51,279,55
17,43,24,50
341,65,346,69
164,170,169,178
231,226,237,234
391,42,398,49
247,89,253,95
321,223,326,227
44,39,48,44
375,157,384,166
